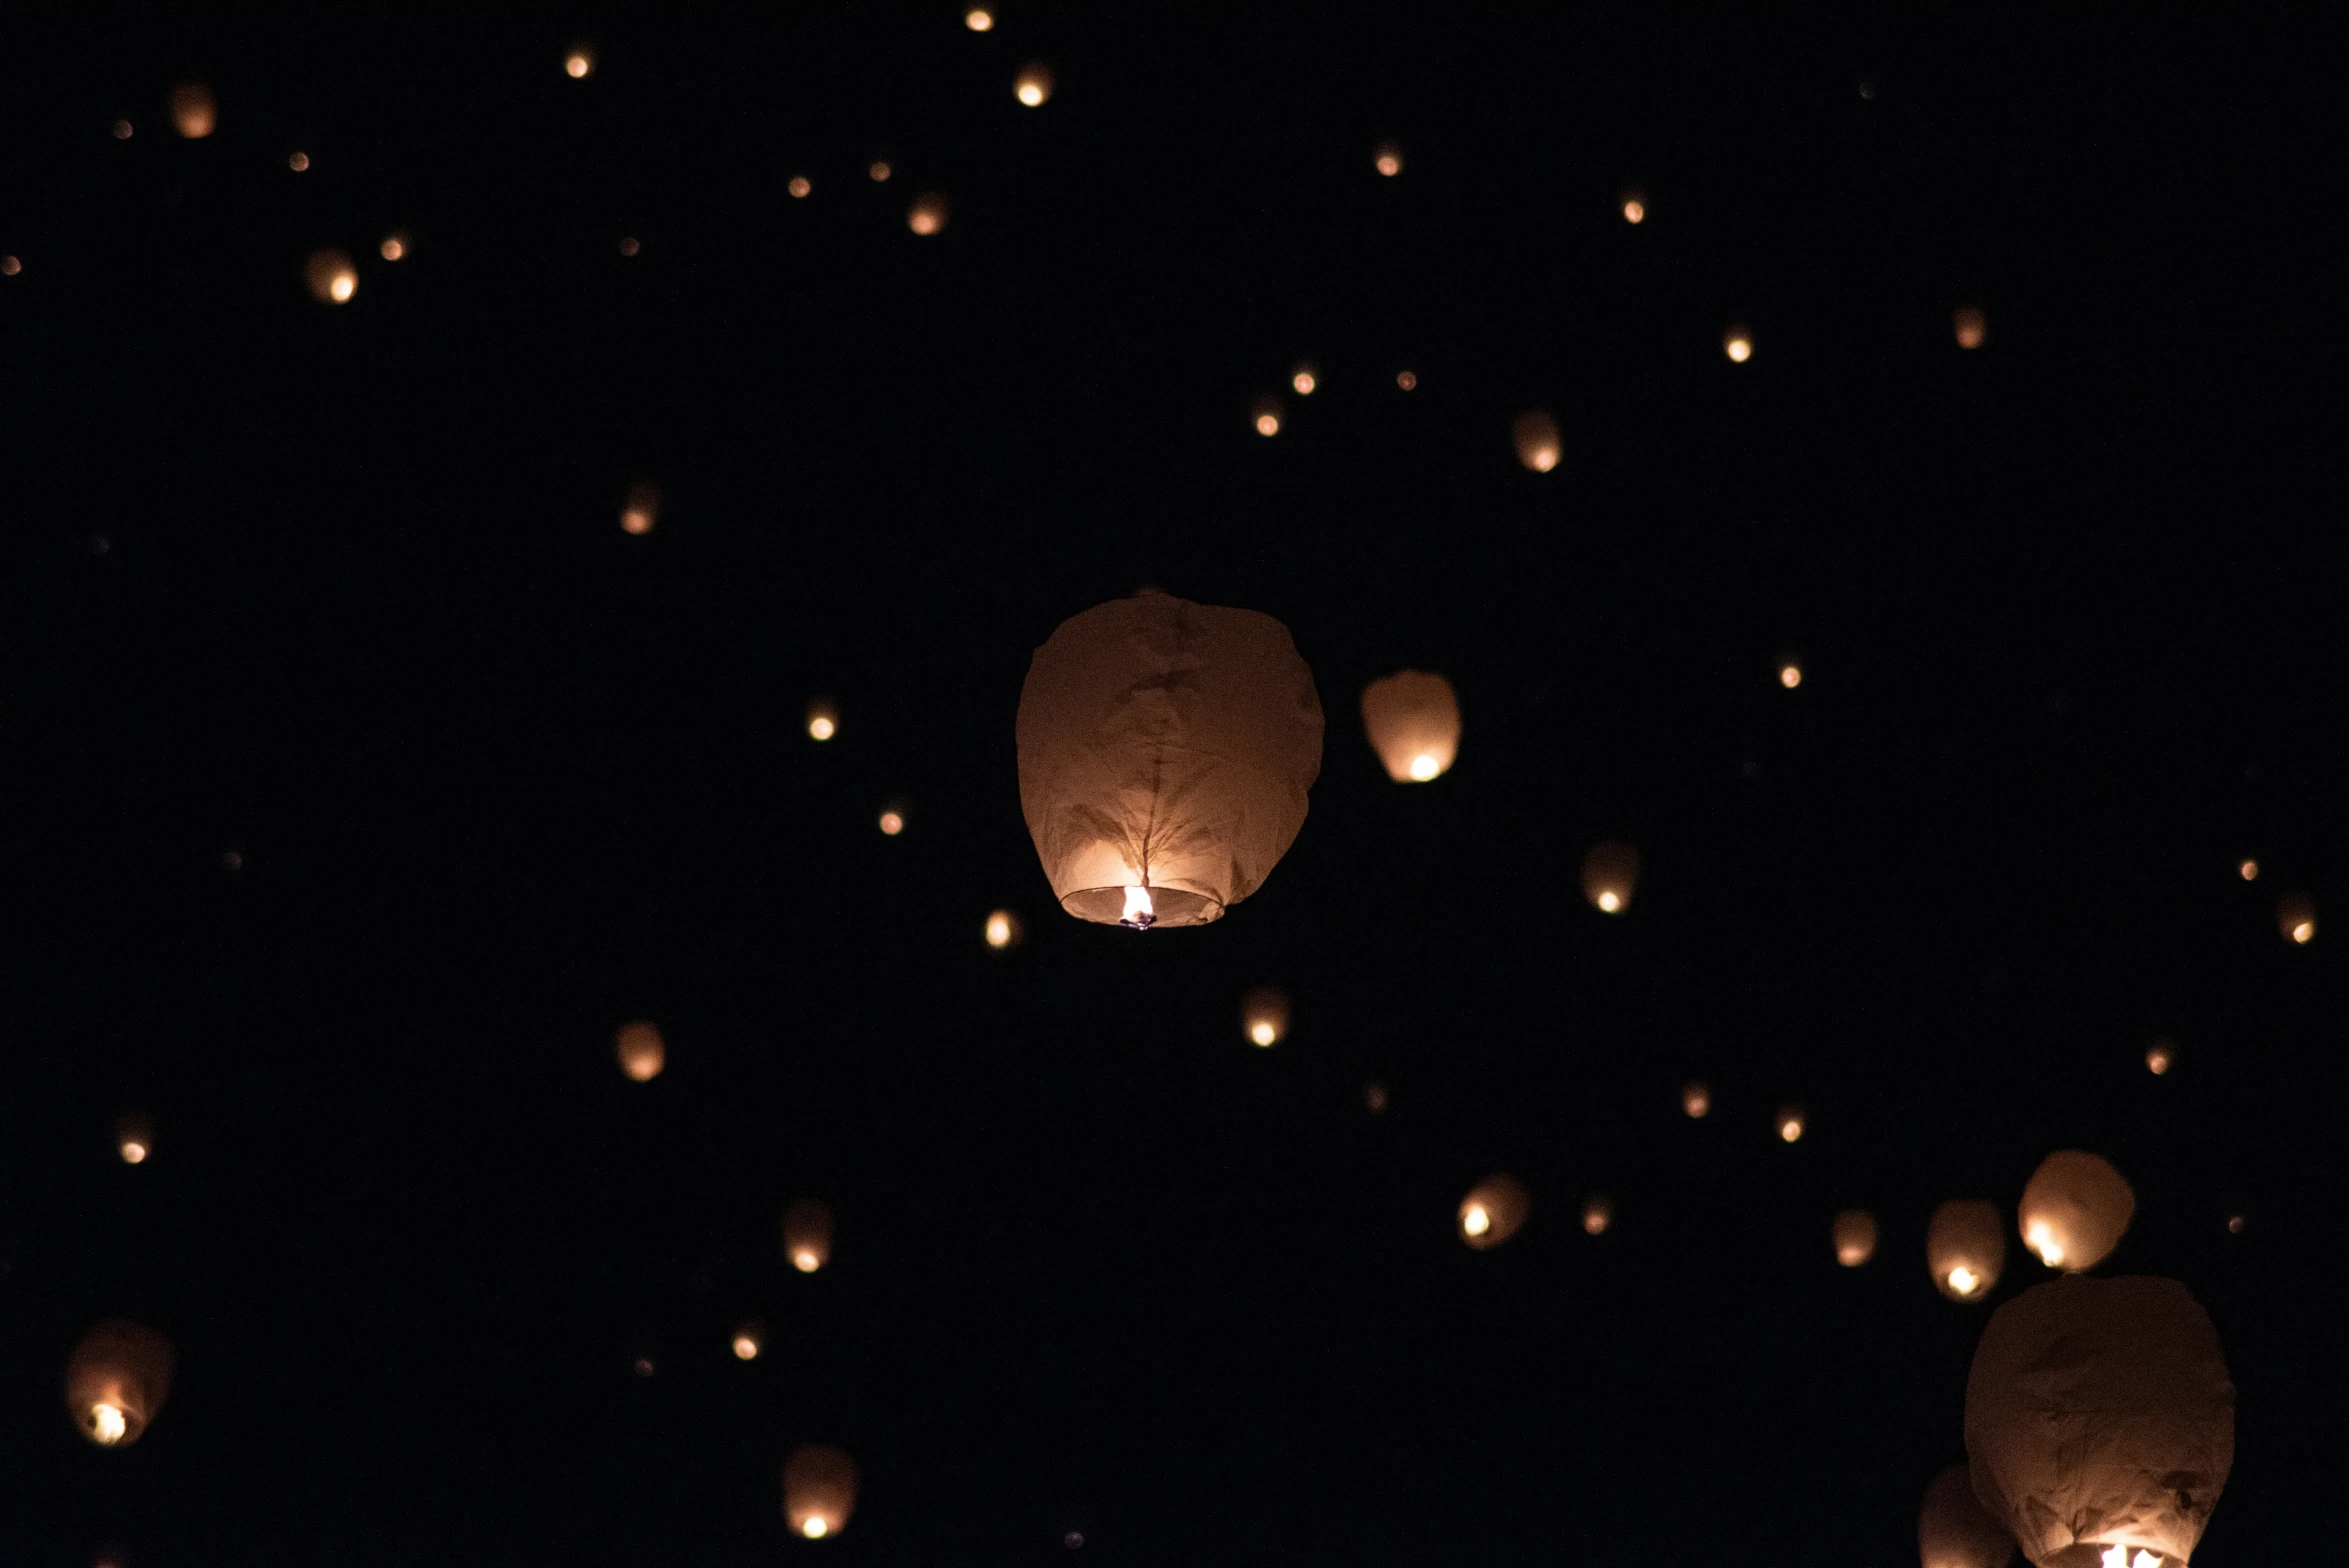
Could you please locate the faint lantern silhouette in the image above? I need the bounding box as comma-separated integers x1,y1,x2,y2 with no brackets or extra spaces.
1291,363,1318,396
1581,840,1641,914
1360,670,1461,783
115,1112,154,1166
2236,858,2257,881
1620,186,1647,223
168,82,217,139
379,231,410,262
1015,63,1054,106
620,483,660,535
1681,1081,1710,1119
868,160,893,182
65,1318,174,1449
1016,590,1322,929
1928,1199,2006,1302
1833,1208,1878,1266
615,1021,665,1082
964,6,995,30
1776,1104,1806,1144
1373,141,1403,176
1954,305,1988,350
1917,1463,2016,1568
631,1355,655,1378
565,48,594,78
288,150,310,171
2145,1039,2176,1076
1965,1275,2233,1568
788,176,812,198
1240,986,1291,1048
984,909,1022,950
1511,410,1561,473
2019,1150,2134,1273
617,235,641,256
784,1199,835,1273
1722,324,1753,362
2224,1214,2243,1235
732,1320,764,1361
907,192,950,235
1395,369,1417,390
114,119,134,140
1364,1079,1389,1114
1251,395,1283,437
878,805,906,836
1779,660,1803,689
304,249,357,304
2277,890,2316,944
784,1442,860,1539
1581,1195,1613,1236
1459,1173,1530,1249
1,256,20,276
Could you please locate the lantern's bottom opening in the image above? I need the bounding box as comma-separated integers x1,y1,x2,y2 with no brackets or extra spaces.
2042,1546,2175,1568
1063,885,1224,929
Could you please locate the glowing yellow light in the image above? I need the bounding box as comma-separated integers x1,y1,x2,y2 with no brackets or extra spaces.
984,910,1018,948
1512,410,1561,473
1252,394,1283,437
1528,447,1557,472
2146,1042,2173,1075
1780,664,1802,689
1778,1110,1805,1143
1120,885,1155,928
288,150,310,172
878,810,905,836
2292,921,2313,943
1723,327,1753,362
1407,753,1441,781
804,1517,830,1539
1015,64,1054,106
306,250,359,306
1622,199,1645,224
1581,1197,1612,1236
565,51,593,79
620,509,653,535
964,7,994,30
788,176,812,198
1948,1266,1980,1296
1292,369,1317,395
733,1335,760,1361
806,700,837,740
1461,1203,1491,1237
793,1249,821,1274
1954,305,1988,350
615,1021,665,1083
2238,858,2258,880
1594,890,1620,914
1395,370,1416,390
1248,1021,1277,1047
868,161,892,182
907,192,950,235
1682,1082,1710,1118
2025,1221,2065,1268
89,1403,127,1445
1373,143,1403,177
380,234,408,262
119,1142,148,1165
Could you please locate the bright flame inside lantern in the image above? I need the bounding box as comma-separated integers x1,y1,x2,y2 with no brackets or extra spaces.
1682,1082,1710,1118
1724,327,1753,362
964,7,993,30
1373,143,1403,176
878,811,904,836
804,1517,830,1539
1596,891,1620,913
565,51,592,79
88,1403,128,1445
119,1141,148,1165
1292,368,1317,395
1120,885,1155,929
1948,1266,1980,1296
1014,65,1053,106
2146,1043,2173,1075
2025,1221,2066,1268
1407,753,1440,781
985,911,1016,948
1622,198,1645,223
793,1250,820,1274
734,1335,760,1361
1780,663,1802,688
2292,921,2313,943
1461,1204,1491,1237
1250,1021,1276,1046
2100,1549,2162,1568
808,715,835,740
1779,1112,1804,1143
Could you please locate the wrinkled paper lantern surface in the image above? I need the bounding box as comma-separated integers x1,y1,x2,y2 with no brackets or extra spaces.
1458,1173,1529,1249
784,1199,835,1273
784,1442,861,1539
66,1318,175,1448
2019,1151,2135,1273
1918,1462,2015,1568
1016,592,1322,929
1929,1200,2006,1302
1360,671,1461,782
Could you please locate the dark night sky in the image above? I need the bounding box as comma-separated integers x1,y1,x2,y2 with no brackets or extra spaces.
1,8,2342,1566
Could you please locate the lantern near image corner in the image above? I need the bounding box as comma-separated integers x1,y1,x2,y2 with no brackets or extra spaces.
1929,1199,2006,1302
1458,1173,1529,1249
1918,1463,2016,1568
783,1442,860,1539
1016,592,1322,929
1581,840,1640,913
1361,670,1460,782
784,1199,835,1273
66,1318,175,1448
1833,1208,1878,1267
1965,1276,2233,1568
2019,1150,2134,1273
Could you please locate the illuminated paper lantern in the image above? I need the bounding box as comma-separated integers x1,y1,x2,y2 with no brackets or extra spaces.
2235,858,2257,882
1251,395,1283,437
565,47,594,79
1954,305,1988,350
65,1319,174,1448
1458,1173,1529,1249
1363,1079,1389,1114
1373,141,1403,176
1929,1200,2006,1302
380,231,411,262
1581,1194,1613,1235
1722,324,1754,362
983,909,1021,950
115,1112,153,1165
1834,1208,1878,1267
2277,890,2316,944
964,6,994,30
1776,1105,1807,1144
615,1021,665,1082
1779,659,1804,689
1620,186,1646,224
1581,840,1640,914
907,192,950,235
1016,591,1322,929
167,82,216,139
1290,362,1318,395
1512,410,1561,473
784,1199,835,1273
1014,63,1054,106
1681,1081,1710,1118
805,699,837,741
1240,986,1290,1048
2018,1151,2134,1273
732,1320,765,1361
1360,670,1461,783
783,1442,861,1539
2144,1040,2175,1076
1918,1463,2016,1568
305,248,357,304
1965,1276,2233,1568
620,483,660,535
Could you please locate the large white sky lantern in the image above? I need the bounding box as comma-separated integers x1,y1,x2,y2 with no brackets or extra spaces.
1017,591,1322,928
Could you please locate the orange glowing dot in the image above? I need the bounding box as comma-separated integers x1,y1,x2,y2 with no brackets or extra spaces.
565,51,593,79
1723,326,1753,362
732,1334,761,1361
1015,64,1054,106
619,483,660,535
1779,663,1802,689
1947,1266,1979,1296
169,82,217,139
1291,366,1317,395
615,1021,666,1082
907,192,950,235
305,249,359,305
878,810,905,836
802,1518,830,1539
2225,1214,2244,1234
1,256,19,277
617,235,640,256
1581,1197,1612,1236
1252,396,1283,437
119,1141,148,1165
1395,370,1416,390
1681,1082,1710,1118
788,176,812,198
113,120,134,140
288,150,310,172
1595,890,1621,913
1777,1108,1805,1143
379,233,409,262
2292,921,2314,944
1953,305,1987,350
1373,142,1403,177
984,909,1019,948
964,6,994,30
793,1249,821,1274
868,161,893,182
1620,187,1647,223
2238,858,2258,881
2146,1041,2174,1076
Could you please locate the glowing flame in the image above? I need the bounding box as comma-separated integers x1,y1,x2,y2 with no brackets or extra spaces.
2099,1548,2162,1568
985,911,1016,948
2026,1221,2065,1268
1014,65,1053,106
1779,1115,1804,1143
620,506,654,535
788,177,811,198
1954,306,1988,350
1407,753,1441,781
1374,144,1403,176
1724,329,1753,363
1947,1266,1980,1296
565,51,593,78
1622,199,1645,223
1254,410,1280,437
807,715,835,740
2292,920,2314,944
89,1403,128,1445
1780,664,1802,688
964,7,994,29
878,811,904,836
793,1250,821,1274
1527,445,1558,472
1462,1203,1491,1237
1292,369,1317,395
804,1517,830,1539
1249,1021,1277,1047
1120,885,1156,929
1595,890,1621,913
120,1141,148,1165
2238,858,2258,880
733,1335,760,1361
2146,1044,2172,1075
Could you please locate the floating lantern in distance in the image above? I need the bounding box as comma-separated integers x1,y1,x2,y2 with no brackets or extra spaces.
1953,305,1988,350
805,700,838,741
868,160,892,182
1015,63,1054,106
1240,986,1290,1048
1928,1199,2005,1302
1722,324,1753,362
1,256,19,276
1581,840,1640,914
1966,1276,2233,1568
379,231,410,262
783,1199,835,1273
2225,1214,2243,1235
877,805,906,836
2145,1039,2175,1076
1776,1104,1806,1143
1364,1079,1389,1114
1395,369,1416,390
66,1319,174,1448
2019,1150,2135,1272
1251,395,1283,437
907,191,950,235
2236,857,2257,881
615,1020,665,1082
1458,1173,1529,1249
288,150,310,171
1511,409,1561,472
964,6,994,30
1917,1463,2016,1568
2277,890,2316,944
619,482,660,535
984,909,1021,950
565,47,594,78
113,119,134,140
617,235,641,256
1834,1208,1878,1267
1681,1080,1710,1118
1290,363,1318,395
1373,141,1403,176
168,82,216,139
1361,670,1461,783
1620,186,1647,223
784,1442,860,1540
115,1112,153,1165
1581,1195,1613,1236
304,248,357,304
1016,591,1322,930
788,176,812,198
732,1320,764,1361
1779,659,1803,689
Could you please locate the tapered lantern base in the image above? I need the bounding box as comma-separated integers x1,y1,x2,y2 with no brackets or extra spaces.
1063,884,1223,928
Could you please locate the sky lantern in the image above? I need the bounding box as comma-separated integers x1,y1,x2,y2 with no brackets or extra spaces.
305,249,357,304
1620,186,1646,223
1834,1208,1878,1267
2144,1040,2175,1076
1,256,19,277
565,47,594,78
617,235,641,256
168,82,216,139
2277,890,2316,943
877,804,906,836
66,1319,174,1448
2235,857,2257,881
1360,670,1461,783
2019,1150,2135,1273
784,1442,860,1539
907,191,951,235
1014,63,1054,106
1723,324,1754,362
615,1020,665,1082
1251,395,1283,436
805,699,837,741
1015,590,1322,930
1240,986,1290,1048
1395,369,1416,390
115,1112,153,1165
732,1320,765,1361
1373,141,1403,176
288,150,310,171
964,6,994,30
115,119,134,139
1290,362,1318,395
1681,1081,1710,1118
1581,840,1640,914
1779,659,1803,688
1776,1104,1806,1143
1363,1080,1389,1114
1458,1173,1529,1249
1917,1463,2016,1568
380,231,410,261
1954,305,1988,349
788,176,812,198
984,909,1021,949
1511,409,1561,472
784,1199,835,1273
1929,1200,2006,1302
868,160,892,182
1965,1276,2233,1568
620,482,660,535
1581,1195,1613,1235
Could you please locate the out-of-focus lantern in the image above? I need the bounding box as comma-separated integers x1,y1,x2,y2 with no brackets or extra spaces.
805,699,837,741
2019,1150,2134,1273
1,256,20,276
984,909,1021,949
1373,141,1403,176
114,119,135,140
732,1320,764,1361
1917,1463,2016,1568
1395,369,1416,390
1360,670,1460,783
788,176,812,198
1620,186,1646,223
2277,890,2316,944
1581,840,1640,914
1776,1104,1806,1144
168,82,216,139
907,192,950,235
565,48,594,78
305,249,357,304
1929,1199,2006,1302
1953,305,1988,350
617,235,641,256
1834,1208,1878,1267
379,231,410,261
1458,1173,1529,1249
1581,1195,1613,1235
1681,1081,1710,1118
1251,395,1283,436
784,1199,835,1273
66,1319,174,1448
615,1021,665,1082
1965,1275,2233,1568
1511,410,1561,473
1014,63,1054,106
115,1112,153,1165
877,805,906,836
287,149,309,171
2235,858,2257,881
784,1442,860,1539
868,160,892,182
1015,591,1322,930
1240,986,1290,1048
620,482,660,535
964,6,994,30
2144,1040,2175,1075
1291,363,1318,395
1723,324,1754,362
1363,1079,1389,1114
1779,660,1803,689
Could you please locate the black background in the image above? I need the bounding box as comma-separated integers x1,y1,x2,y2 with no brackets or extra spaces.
2,7,2341,1565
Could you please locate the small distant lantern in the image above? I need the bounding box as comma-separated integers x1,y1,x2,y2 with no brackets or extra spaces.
113,119,134,140
788,176,812,198
1360,670,1461,783
1015,63,1054,106
2277,890,2316,944
805,699,837,741
1833,1208,1878,1266
618,235,641,256
964,6,995,30
620,482,660,535
1620,186,1646,224
1290,363,1318,396
1965,1275,2234,1568
1581,1195,1613,1236
1779,660,1803,689
168,82,217,139
2224,1214,2243,1235
1,256,19,276
1015,591,1322,930
732,1320,764,1361
2236,858,2257,881
877,805,906,836
1681,1081,1710,1119
868,160,893,182
565,48,594,79
615,1020,665,1082
907,191,951,235
1458,1173,1529,1249
784,1199,835,1273
1373,141,1403,177
984,909,1021,949
65,1318,175,1448
1722,324,1754,363
1363,1079,1389,1114
784,1442,861,1539
115,1112,153,1166
1395,369,1417,390
1251,395,1283,437
2145,1040,2176,1076
1581,840,1640,914
1928,1199,2006,1302
1776,1104,1806,1144
1240,986,1290,1048
1916,1463,2016,1568
1953,305,1988,350
379,231,410,261
288,150,310,172
304,248,357,304
1511,410,1561,473
2018,1150,2135,1273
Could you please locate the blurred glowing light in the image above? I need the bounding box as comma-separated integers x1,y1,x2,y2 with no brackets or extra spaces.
89,1404,128,1445
1015,64,1054,106
1948,1265,1980,1296
620,483,660,535
305,249,358,305
907,192,951,235
1120,885,1155,928
1291,365,1318,395
1461,1203,1490,1237
869,161,893,182
803,1519,829,1539
1408,753,1440,780
1778,1107,1806,1143
964,7,994,30
1780,663,1802,688
617,236,641,256
1833,1208,1878,1266
1,256,20,276
1511,409,1561,473
615,1021,666,1082
1620,186,1646,223
984,909,1020,949
113,120,134,140
288,150,310,172
565,50,593,79
733,1326,762,1361
806,700,838,740
1373,142,1403,177
1252,396,1283,437
878,810,905,836
2145,1041,2174,1076
2279,891,2317,944
120,1142,148,1165
2237,858,2258,881
1395,370,1416,390
379,232,409,262
1723,325,1753,362
1682,1081,1710,1118
788,176,812,198
1364,1080,1389,1113
1954,305,1987,350
1241,986,1290,1048
169,82,218,139
1581,1196,1612,1236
